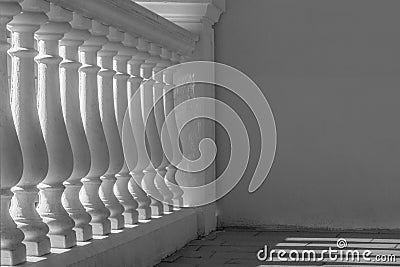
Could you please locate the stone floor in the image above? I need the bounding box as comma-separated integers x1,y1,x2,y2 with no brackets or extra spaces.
156,228,400,267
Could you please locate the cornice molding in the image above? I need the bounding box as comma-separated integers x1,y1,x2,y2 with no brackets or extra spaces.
136,0,226,26
49,0,198,55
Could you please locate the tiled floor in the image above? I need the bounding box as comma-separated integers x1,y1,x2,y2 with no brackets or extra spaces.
156,229,400,267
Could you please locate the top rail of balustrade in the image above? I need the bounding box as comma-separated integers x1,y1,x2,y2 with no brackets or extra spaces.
48,0,198,55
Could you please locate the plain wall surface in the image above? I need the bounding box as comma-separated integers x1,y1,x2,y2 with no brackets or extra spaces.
215,0,400,230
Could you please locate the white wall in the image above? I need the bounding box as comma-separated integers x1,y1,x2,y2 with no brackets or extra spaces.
215,0,400,230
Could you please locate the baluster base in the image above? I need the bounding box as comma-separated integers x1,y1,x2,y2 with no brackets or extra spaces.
75,225,93,241
130,173,152,220
155,170,174,213
109,216,124,230
150,198,164,217
172,198,184,209
142,170,164,217
1,193,27,265
163,204,174,213
100,176,125,230
115,174,139,225
48,231,76,249
123,211,139,225
91,220,111,236
1,244,26,266
11,188,51,256
165,166,184,210
38,186,77,249
138,208,152,221
81,177,112,236
64,183,93,241
24,238,51,257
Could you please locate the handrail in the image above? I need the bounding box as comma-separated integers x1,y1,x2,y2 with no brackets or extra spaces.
48,0,198,55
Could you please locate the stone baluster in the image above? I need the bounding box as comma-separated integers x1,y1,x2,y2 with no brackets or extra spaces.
7,0,51,256
79,20,111,236
163,53,184,207
97,26,125,230
113,31,139,224
124,34,152,220
34,3,75,249
139,40,164,216
60,12,93,241
0,0,26,265
152,47,174,212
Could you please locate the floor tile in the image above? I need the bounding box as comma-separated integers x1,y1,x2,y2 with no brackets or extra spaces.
156,230,400,267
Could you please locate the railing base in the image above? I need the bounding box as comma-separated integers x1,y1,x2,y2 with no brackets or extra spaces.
21,208,197,267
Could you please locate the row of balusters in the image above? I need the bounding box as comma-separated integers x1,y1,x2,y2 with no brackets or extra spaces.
1,0,186,265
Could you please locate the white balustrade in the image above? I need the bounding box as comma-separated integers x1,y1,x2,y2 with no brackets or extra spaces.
114,32,139,224
125,34,152,220
98,26,125,230
35,3,75,249
79,20,111,236
0,0,26,265
2,0,198,264
8,0,51,256
60,12,93,242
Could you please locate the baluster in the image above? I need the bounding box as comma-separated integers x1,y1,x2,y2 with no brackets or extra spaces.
98,26,125,230
60,12,93,241
0,0,26,265
124,34,152,220
113,31,139,224
79,20,111,236
163,53,184,207
34,3,75,249
8,0,51,256
140,40,164,216
153,47,174,212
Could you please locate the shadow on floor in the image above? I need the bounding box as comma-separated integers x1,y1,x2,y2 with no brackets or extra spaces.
156,228,400,267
